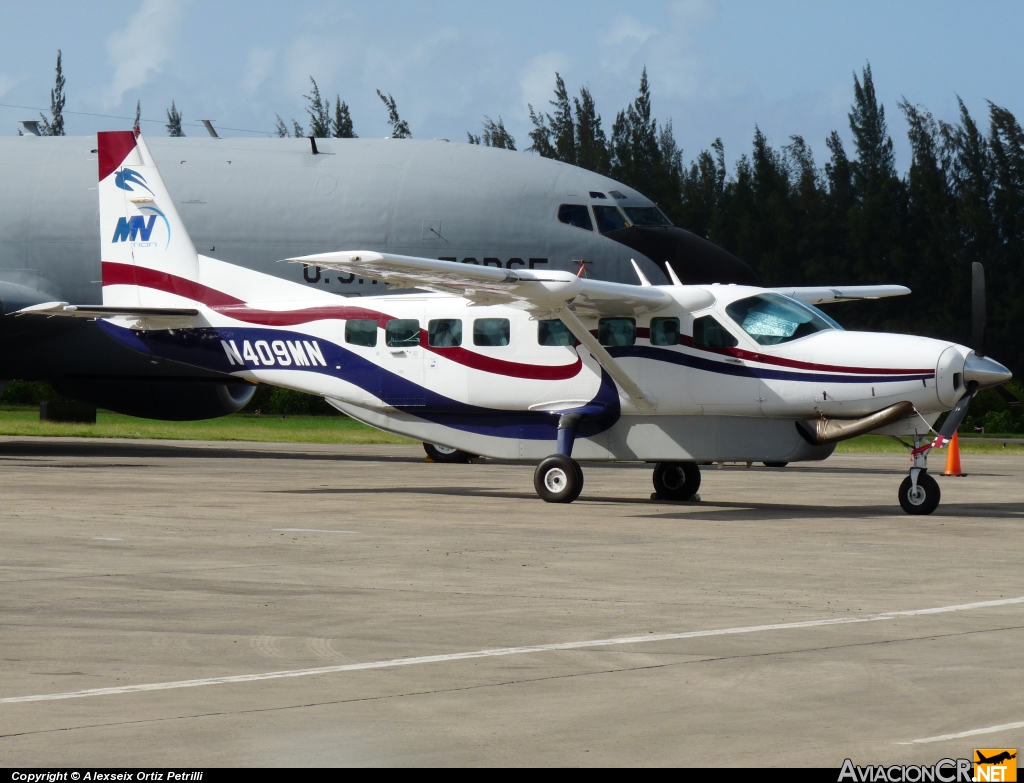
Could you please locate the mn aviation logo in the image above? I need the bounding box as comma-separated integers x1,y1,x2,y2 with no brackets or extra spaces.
974,749,1017,782
114,167,153,194
111,206,171,249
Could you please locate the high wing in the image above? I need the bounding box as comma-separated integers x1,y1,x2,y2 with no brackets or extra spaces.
286,251,673,318
288,250,668,411
770,285,910,304
14,302,201,330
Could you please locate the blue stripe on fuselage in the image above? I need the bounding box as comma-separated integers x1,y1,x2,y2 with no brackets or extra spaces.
607,345,933,384
98,322,620,441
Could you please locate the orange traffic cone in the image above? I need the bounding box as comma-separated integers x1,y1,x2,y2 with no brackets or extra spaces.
944,431,964,476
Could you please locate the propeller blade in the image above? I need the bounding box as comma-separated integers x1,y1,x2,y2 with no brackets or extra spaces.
971,262,986,357
995,384,1023,409
938,381,979,440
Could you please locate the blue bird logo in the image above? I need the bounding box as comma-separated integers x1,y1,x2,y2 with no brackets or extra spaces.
115,168,153,194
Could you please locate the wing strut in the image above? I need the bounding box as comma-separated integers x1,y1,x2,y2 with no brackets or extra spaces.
556,307,657,413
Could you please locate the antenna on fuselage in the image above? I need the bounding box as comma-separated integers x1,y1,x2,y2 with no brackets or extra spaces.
630,258,653,287
665,262,684,287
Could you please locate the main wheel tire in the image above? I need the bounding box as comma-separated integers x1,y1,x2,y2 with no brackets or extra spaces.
898,472,941,515
652,461,701,501
423,442,477,464
763,461,789,468
534,454,584,503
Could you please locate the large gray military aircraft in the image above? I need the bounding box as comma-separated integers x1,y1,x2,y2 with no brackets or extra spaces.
0,134,756,420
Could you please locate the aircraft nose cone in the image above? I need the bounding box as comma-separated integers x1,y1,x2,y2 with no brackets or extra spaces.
963,352,1012,389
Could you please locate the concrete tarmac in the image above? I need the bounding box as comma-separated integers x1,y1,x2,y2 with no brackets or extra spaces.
0,437,1022,767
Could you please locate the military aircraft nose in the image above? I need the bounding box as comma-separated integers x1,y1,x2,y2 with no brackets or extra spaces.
963,352,1012,389
603,225,759,285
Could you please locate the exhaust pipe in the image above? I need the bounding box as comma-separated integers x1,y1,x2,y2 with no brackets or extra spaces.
797,401,915,445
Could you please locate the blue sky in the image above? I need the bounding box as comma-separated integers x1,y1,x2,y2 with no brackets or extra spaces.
1,1,1021,172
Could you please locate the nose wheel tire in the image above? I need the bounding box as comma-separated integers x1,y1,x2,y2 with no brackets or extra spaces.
652,461,702,501
763,461,789,468
534,454,584,503
423,442,477,464
898,472,941,515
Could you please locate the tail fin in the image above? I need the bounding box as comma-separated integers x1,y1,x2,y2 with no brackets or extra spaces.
99,130,200,307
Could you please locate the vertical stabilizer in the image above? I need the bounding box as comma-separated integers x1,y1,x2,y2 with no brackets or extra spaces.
99,130,200,307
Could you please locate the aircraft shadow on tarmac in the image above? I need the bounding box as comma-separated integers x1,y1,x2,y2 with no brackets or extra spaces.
0,440,425,464
635,499,1024,522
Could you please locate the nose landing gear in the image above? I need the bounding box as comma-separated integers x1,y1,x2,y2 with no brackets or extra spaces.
899,436,941,515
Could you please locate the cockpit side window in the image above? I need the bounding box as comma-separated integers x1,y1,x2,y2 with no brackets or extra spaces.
593,205,629,234
557,204,593,231
725,294,838,346
692,315,738,349
623,206,672,227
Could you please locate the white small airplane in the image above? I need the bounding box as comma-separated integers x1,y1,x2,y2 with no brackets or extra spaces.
19,130,1014,514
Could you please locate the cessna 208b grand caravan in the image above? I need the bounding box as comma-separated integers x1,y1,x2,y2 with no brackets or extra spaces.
20,131,1014,514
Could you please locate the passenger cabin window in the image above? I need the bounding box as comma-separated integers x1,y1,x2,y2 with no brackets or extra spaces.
593,205,629,234
725,294,838,346
589,191,607,199
345,319,378,347
474,318,510,346
649,317,680,346
538,319,574,346
557,204,593,231
692,315,738,349
386,319,420,348
428,319,462,347
599,317,636,346
623,207,672,227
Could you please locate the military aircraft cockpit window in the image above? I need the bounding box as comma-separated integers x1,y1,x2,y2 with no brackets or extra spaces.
428,319,462,347
589,191,607,199
649,317,680,346
557,204,594,231
623,207,672,227
692,315,739,349
598,317,636,346
474,318,511,346
538,319,574,346
386,319,421,348
345,319,377,347
725,294,837,346
609,190,627,199
593,205,629,234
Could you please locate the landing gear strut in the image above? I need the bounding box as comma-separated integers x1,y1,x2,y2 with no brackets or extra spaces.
534,413,584,503
899,435,941,515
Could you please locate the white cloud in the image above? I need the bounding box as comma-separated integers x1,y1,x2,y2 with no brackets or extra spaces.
241,46,277,96
0,73,20,100
104,0,185,107
599,14,657,73
519,51,570,114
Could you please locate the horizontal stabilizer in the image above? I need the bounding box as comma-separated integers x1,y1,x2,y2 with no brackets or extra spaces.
14,302,200,329
286,250,673,316
770,285,910,304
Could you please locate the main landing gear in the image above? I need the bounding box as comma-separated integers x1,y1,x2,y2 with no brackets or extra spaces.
898,435,941,515
534,413,585,503
423,442,477,464
652,462,702,501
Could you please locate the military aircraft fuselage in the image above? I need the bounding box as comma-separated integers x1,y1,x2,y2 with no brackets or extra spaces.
0,135,756,418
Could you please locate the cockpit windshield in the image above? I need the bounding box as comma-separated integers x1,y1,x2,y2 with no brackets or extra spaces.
725,294,841,346
623,207,672,227
593,205,629,234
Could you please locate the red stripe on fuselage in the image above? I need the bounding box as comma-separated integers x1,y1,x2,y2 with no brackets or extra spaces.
101,261,583,381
